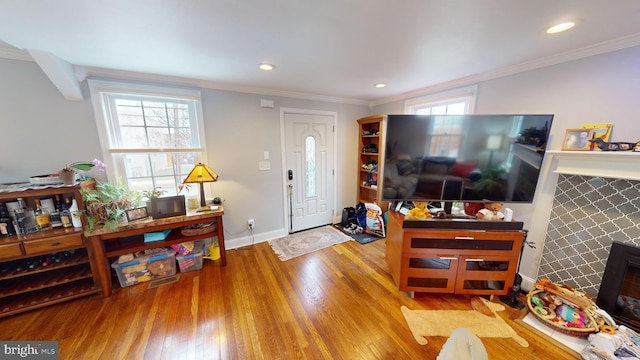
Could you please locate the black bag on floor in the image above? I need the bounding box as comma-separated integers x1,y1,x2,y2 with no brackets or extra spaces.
354,202,367,228
341,207,356,226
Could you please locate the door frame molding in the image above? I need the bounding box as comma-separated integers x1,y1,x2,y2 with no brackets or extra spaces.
280,107,338,233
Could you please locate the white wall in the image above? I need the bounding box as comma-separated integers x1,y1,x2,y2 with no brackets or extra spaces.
0,58,370,248
3,45,639,274
373,45,640,288
196,89,369,247
0,59,104,182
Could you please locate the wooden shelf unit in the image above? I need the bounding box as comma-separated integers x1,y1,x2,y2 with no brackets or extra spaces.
386,211,524,296
357,114,386,207
85,207,225,297
0,181,100,318
104,228,218,258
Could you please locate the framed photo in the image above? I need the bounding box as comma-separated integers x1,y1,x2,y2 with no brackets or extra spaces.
149,195,186,219
562,128,594,151
126,207,149,222
581,123,612,142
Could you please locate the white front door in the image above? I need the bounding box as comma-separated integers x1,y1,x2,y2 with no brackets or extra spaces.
283,111,335,232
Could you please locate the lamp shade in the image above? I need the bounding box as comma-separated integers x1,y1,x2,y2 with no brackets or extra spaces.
487,135,502,150
182,163,218,210
183,163,218,184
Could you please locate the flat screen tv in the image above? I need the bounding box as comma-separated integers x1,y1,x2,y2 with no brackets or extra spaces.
381,114,553,205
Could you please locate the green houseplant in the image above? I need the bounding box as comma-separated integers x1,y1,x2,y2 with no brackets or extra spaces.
60,159,107,185
142,186,166,200
80,179,143,231
143,186,167,215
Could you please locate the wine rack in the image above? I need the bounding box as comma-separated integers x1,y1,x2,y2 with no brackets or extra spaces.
0,181,100,318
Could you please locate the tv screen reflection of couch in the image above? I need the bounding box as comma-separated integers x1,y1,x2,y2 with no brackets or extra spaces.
383,155,479,201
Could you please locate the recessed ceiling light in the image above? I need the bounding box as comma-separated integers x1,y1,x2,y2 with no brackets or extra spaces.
546,21,576,34
258,63,275,71
374,83,387,88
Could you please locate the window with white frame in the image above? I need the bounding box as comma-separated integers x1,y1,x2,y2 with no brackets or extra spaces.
404,85,477,157
88,80,207,196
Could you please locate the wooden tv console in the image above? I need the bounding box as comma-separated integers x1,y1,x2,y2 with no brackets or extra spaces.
386,211,525,296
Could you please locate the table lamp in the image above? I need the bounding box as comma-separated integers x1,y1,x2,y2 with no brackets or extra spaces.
486,135,502,168
182,163,218,212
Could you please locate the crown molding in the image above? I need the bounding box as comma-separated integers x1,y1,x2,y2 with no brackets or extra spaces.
3,33,640,107
371,33,640,107
0,47,32,61
83,67,371,106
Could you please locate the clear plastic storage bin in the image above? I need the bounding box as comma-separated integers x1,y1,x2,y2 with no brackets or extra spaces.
111,250,176,288
176,241,205,273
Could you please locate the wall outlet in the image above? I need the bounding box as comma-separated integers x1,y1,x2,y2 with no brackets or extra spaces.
248,218,255,229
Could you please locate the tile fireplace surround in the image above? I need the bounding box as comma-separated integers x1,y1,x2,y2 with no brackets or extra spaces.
536,151,640,298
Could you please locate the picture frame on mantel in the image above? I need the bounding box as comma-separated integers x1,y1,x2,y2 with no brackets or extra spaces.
581,123,613,142
562,128,593,151
581,122,613,150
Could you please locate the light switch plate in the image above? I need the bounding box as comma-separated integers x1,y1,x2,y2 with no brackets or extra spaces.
259,161,271,170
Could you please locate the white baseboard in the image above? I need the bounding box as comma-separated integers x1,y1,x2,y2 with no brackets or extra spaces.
520,274,536,293
225,228,288,250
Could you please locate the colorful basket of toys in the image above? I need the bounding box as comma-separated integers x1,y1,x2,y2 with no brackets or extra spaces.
526,279,602,337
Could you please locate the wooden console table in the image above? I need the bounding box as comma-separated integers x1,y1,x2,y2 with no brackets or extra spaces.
85,206,225,297
386,210,524,296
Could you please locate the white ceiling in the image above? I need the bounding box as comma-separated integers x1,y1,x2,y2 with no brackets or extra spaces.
1,1,640,103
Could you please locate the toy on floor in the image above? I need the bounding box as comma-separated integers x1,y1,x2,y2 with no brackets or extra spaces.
526,279,613,337
342,222,364,235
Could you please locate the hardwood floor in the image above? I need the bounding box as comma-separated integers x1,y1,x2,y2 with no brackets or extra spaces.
0,238,579,359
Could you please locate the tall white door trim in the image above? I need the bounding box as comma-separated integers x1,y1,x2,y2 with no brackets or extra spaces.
280,107,338,233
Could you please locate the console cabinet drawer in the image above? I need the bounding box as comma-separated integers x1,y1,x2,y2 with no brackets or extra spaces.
0,243,23,260
385,211,525,296
403,230,524,257
23,234,84,255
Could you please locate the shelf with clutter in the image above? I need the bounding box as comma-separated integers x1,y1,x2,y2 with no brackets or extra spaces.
0,179,99,318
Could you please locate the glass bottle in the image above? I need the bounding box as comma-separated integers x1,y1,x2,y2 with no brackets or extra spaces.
50,195,63,228
69,199,82,228
0,203,16,236
60,198,72,228
16,198,39,234
34,199,53,231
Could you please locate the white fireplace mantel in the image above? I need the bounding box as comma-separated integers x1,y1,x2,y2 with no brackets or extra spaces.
519,149,639,292
546,150,640,181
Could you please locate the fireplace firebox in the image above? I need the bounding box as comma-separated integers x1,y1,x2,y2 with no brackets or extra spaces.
596,241,640,333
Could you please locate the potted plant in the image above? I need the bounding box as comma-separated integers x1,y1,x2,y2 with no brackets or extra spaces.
60,159,106,185
80,179,143,231
143,186,166,214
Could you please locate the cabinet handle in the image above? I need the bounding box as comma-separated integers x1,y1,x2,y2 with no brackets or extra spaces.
50,242,61,247
455,236,474,240
438,256,457,260
465,258,484,262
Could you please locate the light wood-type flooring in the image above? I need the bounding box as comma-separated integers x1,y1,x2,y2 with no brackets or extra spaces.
0,237,579,359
